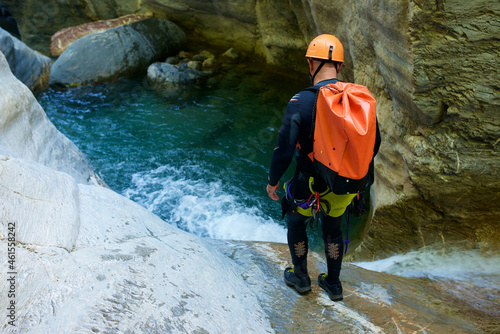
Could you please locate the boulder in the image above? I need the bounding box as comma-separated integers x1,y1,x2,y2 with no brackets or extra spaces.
147,61,204,91
177,50,194,59
0,27,51,92
199,50,215,59
187,60,202,71
202,56,217,70
49,18,186,87
50,12,153,56
220,47,239,62
0,51,100,185
165,55,180,64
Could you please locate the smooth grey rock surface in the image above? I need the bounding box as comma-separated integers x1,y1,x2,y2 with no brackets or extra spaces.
0,27,51,92
0,51,100,185
49,18,185,87
147,61,204,91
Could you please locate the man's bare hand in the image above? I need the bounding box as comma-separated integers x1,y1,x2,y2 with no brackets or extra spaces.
266,183,280,201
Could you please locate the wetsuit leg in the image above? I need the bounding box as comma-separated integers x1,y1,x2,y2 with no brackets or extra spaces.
285,173,312,278
321,214,343,284
286,210,309,277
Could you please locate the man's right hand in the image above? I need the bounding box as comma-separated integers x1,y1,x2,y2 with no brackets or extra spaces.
266,183,280,201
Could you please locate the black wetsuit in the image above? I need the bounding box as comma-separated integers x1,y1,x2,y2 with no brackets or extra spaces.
268,78,381,283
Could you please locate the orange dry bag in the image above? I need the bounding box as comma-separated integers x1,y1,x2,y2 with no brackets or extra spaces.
310,81,377,194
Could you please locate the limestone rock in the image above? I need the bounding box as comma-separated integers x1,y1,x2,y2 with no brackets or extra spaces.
0,45,273,334
147,61,204,91
202,56,217,70
0,155,80,251
187,60,202,71
1,0,259,56
0,51,100,185
332,0,500,259
165,55,180,64
191,50,214,62
177,50,194,59
0,160,275,333
220,47,239,62
50,13,153,56
0,27,51,92
254,0,308,72
49,18,186,87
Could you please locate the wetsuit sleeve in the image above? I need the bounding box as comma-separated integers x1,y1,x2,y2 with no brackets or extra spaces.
268,100,301,186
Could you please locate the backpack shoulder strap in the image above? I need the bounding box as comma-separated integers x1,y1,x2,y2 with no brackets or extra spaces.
304,86,319,139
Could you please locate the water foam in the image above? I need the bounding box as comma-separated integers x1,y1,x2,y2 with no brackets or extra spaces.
355,247,500,286
123,164,287,243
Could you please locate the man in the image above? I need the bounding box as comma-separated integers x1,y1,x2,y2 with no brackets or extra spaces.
266,34,381,301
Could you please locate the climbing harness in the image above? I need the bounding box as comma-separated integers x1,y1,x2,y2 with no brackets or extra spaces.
284,178,370,254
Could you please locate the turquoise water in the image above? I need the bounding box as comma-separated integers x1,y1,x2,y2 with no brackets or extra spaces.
37,65,368,252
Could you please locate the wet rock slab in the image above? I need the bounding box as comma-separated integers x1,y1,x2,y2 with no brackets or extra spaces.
210,241,499,333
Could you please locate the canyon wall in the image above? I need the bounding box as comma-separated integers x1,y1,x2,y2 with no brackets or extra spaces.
3,0,499,259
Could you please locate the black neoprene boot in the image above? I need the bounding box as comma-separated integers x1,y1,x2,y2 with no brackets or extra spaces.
284,267,311,294
318,273,343,301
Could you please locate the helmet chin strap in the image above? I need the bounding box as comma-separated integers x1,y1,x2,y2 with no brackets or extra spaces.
309,46,334,85
310,60,326,85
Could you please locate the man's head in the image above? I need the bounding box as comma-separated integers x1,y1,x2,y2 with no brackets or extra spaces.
306,34,344,84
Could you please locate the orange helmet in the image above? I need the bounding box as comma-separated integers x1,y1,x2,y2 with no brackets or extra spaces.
305,34,344,62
